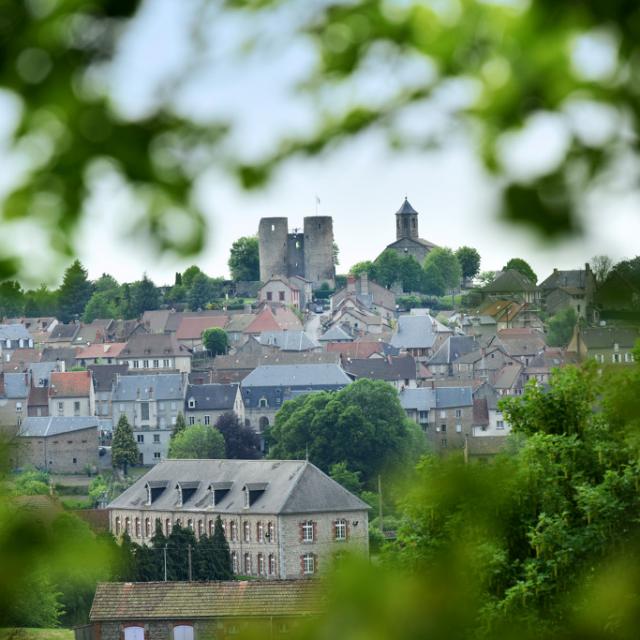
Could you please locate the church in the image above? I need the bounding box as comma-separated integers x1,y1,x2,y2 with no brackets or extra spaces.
382,197,438,264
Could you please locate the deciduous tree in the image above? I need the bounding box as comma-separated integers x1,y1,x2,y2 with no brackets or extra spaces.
229,237,260,281
202,327,229,355
503,258,537,284
455,246,481,280
215,412,261,459
168,424,226,459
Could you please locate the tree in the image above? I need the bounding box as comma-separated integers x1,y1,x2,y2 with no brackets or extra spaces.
194,515,233,581
547,307,577,347
424,248,462,292
333,241,340,266
172,412,187,440
130,274,160,316
188,272,214,310
329,462,362,495
57,259,93,322
350,261,376,280
112,415,139,475
477,270,496,286
23,285,59,317
215,412,261,459
83,291,117,323
455,247,481,280
228,236,260,281
590,255,613,286
503,258,537,284
202,327,229,355
372,250,402,288
168,424,226,459
0,280,24,318
422,262,446,297
268,379,425,487
398,256,425,293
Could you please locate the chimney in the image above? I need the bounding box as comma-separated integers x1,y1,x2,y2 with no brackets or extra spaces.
360,272,369,295
347,275,356,293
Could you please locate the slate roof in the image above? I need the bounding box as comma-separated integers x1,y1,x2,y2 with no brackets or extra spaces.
242,364,351,388
342,356,416,382
539,269,588,291
121,334,191,358
390,315,446,350
258,331,319,352
0,323,32,341
494,328,547,356
395,197,418,215
29,362,61,386
176,316,229,340
90,580,322,622
435,387,473,408
399,388,436,412
0,372,30,398
49,371,92,398
47,323,80,342
225,314,255,333
326,340,397,359
88,364,129,393
18,416,99,437
73,319,112,345
186,383,238,411
483,269,537,293
113,373,186,402
142,310,173,334
107,459,369,515
3,348,40,372
428,336,480,365
493,364,523,390
579,327,640,349
40,347,79,368
319,326,353,342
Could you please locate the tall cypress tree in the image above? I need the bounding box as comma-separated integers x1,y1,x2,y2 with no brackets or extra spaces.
112,415,139,475
172,413,187,439
57,260,93,322
167,523,197,581
211,515,233,580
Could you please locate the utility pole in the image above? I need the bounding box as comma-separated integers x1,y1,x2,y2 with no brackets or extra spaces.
163,545,167,582
378,474,384,534
188,544,192,581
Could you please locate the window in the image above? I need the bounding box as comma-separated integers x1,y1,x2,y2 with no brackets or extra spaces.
440,424,447,433
115,517,121,535
125,517,131,534
244,552,252,574
198,520,204,537
301,553,315,575
301,520,314,543
257,553,265,576
418,410,428,423
497,420,505,430
154,452,161,460
188,398,196,409
72,457,77,464
258,397,268,408
153,434,160,443
137,434,144,443
166,519,172,535
188,416,195,425
257,521,264,542
279,291,285,301
187,519,194,531
145,518,151,537
455,409,462,418
153,359,159,368
123,626,145,640
57,401,64,416
133,360,139,369
15,402,22,412
232,552,239,573
119,403,125,412
159,401,165,410
267,521,275,543
209,520,214,536
143,359,149,368
441,438,448,448
267,291,273,301
268,553,276,576
135,518,141,537
626,352,635,362
173,625,194,640
456,424,462,433
204,415,210,426
163,359,170,368
439,409,446,419
171,402,177,411
243,521,251,542
612,353,621,363
141,402,150,420
230,521,238,541
334,519,347,541
72,400,80,416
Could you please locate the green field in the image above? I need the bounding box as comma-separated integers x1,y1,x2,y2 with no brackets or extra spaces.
0,630,73,640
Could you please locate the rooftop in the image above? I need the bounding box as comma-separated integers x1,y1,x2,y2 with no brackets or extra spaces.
19,415,99,437
49,370,92,397
241,364,351,388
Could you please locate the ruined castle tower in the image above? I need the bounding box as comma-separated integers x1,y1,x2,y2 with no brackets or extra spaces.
258,216,335,289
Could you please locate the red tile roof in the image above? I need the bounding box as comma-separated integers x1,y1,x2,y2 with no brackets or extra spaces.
49,371,92,398
326,341,385,359
175,316,229,340
76,342,126,360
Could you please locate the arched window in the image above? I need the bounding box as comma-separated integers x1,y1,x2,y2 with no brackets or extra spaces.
258,416,269,432
258,397,268,408
198,520,204,537
166,518,172,535
115,517,121,535
243,521,250,543
257,553,265,576
268,553,276,576
231,551,239,573
208,520,214,536
187,519,193,531
135,517,141,538
173,625,194,640
257,521,264,542
267,521,275,543
125,517,131,534
244,552,252,574
230,521,237,541
144,518,151,538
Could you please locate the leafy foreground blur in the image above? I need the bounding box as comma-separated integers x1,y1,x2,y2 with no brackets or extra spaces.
2,349,640,637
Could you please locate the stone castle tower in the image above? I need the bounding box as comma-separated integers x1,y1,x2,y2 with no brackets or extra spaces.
258,216,335,289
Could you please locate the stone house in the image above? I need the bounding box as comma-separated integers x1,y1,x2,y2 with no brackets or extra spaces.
44,322,80,348
6,316,58,347
107,459,369,580
539,264,595,319
88,363,129,420
48,370,95,418
79,580,321,640
184,383,245,426
0,324,34,363
482,269,540,304
258,277,307,310
427,336,481,378
330,273,396,322
241,364,351,432
472,382,511,436
75,342,127,367
119,334,193,374
390,313,452,360
490,328,547,366
175,316,229,352
0,372,29,435
567,326,639,364
342,355,417,391
17,415,99,473
112,373,188,465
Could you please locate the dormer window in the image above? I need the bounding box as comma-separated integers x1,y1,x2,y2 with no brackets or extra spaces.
145,481,168,505
175,481,199,507
208,481,233,507
188,397,196,409
243,482,268,508
258,397,268,408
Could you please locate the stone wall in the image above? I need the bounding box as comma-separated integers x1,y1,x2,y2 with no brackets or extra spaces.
19,426,98,472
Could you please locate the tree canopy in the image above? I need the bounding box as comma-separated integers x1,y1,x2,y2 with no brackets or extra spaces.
547,307,577,347
455,246,481,280
503,258,537,284
168,424,226,460
424,247,462,292
228,236,260,282
111,415,139,475
215,412,261,459
57,260,93,323
202,327,229,355
267,379,425,487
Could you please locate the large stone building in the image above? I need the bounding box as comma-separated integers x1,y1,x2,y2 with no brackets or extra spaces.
258,216,335,289
107,459,369,580
383,197,438,264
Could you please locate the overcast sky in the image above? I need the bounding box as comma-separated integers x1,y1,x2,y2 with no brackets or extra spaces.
5,0,640,287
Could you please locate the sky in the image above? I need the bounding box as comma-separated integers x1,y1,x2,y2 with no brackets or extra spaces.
5,0,640,287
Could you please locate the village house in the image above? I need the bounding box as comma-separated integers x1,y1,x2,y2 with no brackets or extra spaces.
75,342,127,367
1,347,41,374
44,322,80,348
342,355,417,391
243,305,303,337
0,372,29,435
390,313,453,360
88,363,129,420
567,325,639,364
48,370,95,418
258,331,321,352
5,316,58,347
539,264,596,320
427,336,481,378
112,373,188,465
490,327,547,366
318,325,353,344
175,315,229,352
184,383,245,426
107,459,369,580
241,364,351,432
17,415,99,473
119,334,193,374
71,319,112,346
79,580,321,640
0,324,34,363
258,276,312,310
481,269,540,305
472,382,511,436
330,273,396,322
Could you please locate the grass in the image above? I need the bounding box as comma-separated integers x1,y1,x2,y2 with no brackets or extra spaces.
0,629,74,640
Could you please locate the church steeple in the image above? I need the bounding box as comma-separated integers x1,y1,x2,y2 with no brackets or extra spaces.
395,197,419,240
